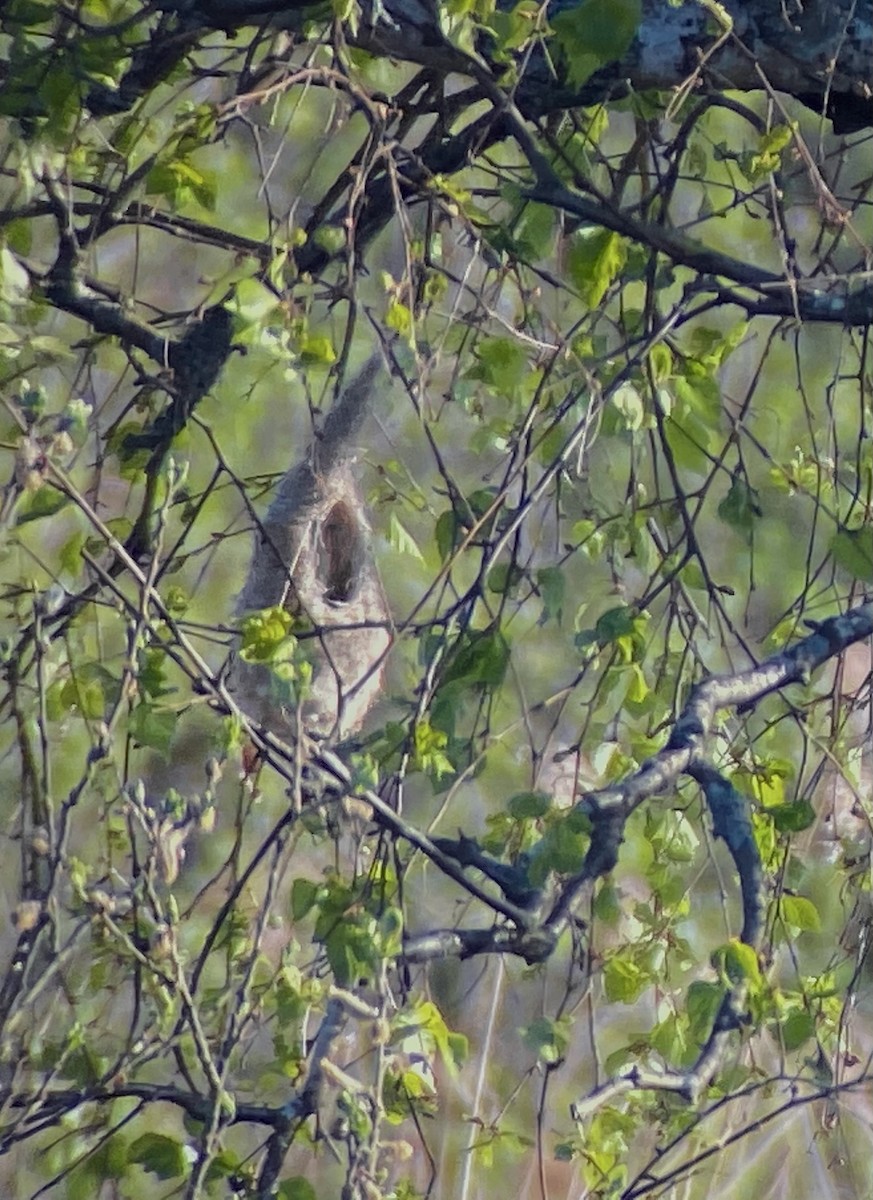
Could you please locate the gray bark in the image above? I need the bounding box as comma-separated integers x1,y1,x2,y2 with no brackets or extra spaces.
162,0,873,130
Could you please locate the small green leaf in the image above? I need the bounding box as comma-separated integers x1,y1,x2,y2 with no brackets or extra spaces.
435,508,459,564
466,336,531,397
664,374,723,472
648,343,673,382
780,1010,815,1051
15,486,69,525
238,606,295,663
59,530,86,577
626,662,649,704
603,954,649,1004
393,999,468,1076
297,333,336,365
770,798,815,833
717,478,762,542
592,881,622,924
127,1132,188,1181
385,296,412,338
521,1015,571,1064
137,649,174,699
831,525,873,583
388,511,425,563
291,878,319,920
507,791,550,819
686,980,726,1042
536,565,564,624
278,1179,318,1200
716,939,762,988
441,624,510,690
487,562,523,595
552,0,642,87
46,664,118,720
128,704,176,756
146,158,216,210
412,719,455,779
779,894,821,933
567,228,628,308
526,823,588,884
610,383,645,431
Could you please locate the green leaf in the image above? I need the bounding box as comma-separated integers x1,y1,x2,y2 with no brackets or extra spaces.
716,939,763,989
626,662,649,704
128,704,177,757
717,478,762,543
604,955,649,1004
592,881,622,924
780,1010,815,1051
238,606,295,663
686,980,726,1042
521,1015,571,1065
664,374,723,473
466,336,531,397
648,343,673,382
412,719,455,779
0,246,31,311
526,822,588,884
278,1180,318,1200
552,0,642,87
507,791,550,819
324,920,376,987
742,123,796,183
435,508,460,562
393,999,468,1076
585,606,649,661
679,559,707,591
441,624,510,690
610,383,645,431
386,296,412,338
58,396,92,445
779,894,821,933
137,649,174,699
536,565,564,625
831,525,873,583
567,228,628,308
127,1133,188,1181
3,1,56,23
388,511,425,563
487,561,523,595
297,333,336,365
509,200,557,260
313,225,345,255
59,530,86,577
46,663,119,721
146,157,216,211
771,798,815,833
14,485,69,525
290,877,318,921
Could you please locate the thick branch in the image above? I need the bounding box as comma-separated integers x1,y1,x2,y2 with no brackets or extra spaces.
149,0,872,130
546,603,873,937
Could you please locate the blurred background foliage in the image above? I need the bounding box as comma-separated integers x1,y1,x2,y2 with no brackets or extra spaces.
0,1,872,1198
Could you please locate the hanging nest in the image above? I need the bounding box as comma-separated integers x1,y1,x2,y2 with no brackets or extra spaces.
232,357,392,741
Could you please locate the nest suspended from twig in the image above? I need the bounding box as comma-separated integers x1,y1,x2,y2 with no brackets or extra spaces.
232,357,392,741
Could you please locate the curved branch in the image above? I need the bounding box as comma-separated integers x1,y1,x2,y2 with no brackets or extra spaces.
147,0,872,130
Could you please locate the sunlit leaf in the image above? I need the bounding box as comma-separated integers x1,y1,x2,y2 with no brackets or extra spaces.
567,227,628,308
779,894,821,933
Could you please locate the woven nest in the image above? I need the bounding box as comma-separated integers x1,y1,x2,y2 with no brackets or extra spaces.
231,359,391,741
